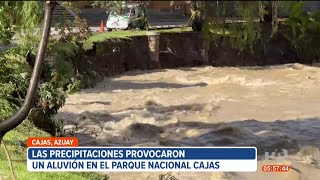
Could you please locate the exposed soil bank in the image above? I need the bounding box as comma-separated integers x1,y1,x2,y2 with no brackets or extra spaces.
84,31,307,77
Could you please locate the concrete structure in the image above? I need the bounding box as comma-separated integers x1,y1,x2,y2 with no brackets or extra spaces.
49,1,77,24
69,1,92,9
146,31,161,69
303,1,320,11
147,1,191,16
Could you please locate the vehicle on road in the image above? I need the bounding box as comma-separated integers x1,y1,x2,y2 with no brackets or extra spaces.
106,4,148,31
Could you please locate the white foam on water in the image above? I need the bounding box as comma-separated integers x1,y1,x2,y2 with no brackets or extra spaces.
57,64,320,179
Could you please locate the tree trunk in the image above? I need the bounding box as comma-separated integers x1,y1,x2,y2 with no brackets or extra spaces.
272,1,278,32
0,1,55,141
259,1,264,22
190,1,204,31
263,1,272,23
189,0,198,18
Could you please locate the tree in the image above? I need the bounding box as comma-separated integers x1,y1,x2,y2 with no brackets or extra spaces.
92,1,124,14
169,1,205,31
271,1,278,36
0,1,55,140
189,1,203,31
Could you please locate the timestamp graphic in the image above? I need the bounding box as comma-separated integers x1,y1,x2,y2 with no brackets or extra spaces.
262,165,291,172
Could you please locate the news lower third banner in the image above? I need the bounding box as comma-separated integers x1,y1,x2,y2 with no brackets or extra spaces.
27,138,257,172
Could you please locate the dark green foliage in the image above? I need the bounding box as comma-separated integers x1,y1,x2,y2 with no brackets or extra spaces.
48,40,100,90
0,2,88,135
0,1,43,53
0,50,29,120
38,71,67,116
55,17,92,42
283,2,320,63
0,46,75,135
202,1,262,53
54,3,92,43
0,4,14,45
92,1,124,13
202,0,320,63
52,12,102,89
51,5,99,89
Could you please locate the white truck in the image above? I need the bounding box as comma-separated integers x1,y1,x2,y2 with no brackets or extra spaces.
106,3,193,31
106,4,149,31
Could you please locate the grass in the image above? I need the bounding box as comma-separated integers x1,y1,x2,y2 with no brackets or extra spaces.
82,27,193,50
0,121,106,180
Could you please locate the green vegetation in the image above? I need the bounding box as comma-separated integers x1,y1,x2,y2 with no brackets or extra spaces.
0,49,29,120
202,1,320,62
203,1,262,53
0,2,103,179
83,27,193,50
283,2,320,63
0,21,83,137
0,121,104,180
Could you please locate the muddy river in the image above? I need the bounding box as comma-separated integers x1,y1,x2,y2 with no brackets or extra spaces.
57,63,320,180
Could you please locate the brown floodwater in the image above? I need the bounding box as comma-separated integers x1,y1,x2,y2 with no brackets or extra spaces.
58,63,320,180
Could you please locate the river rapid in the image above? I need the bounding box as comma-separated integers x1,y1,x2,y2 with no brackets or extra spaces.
58,63,320,180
